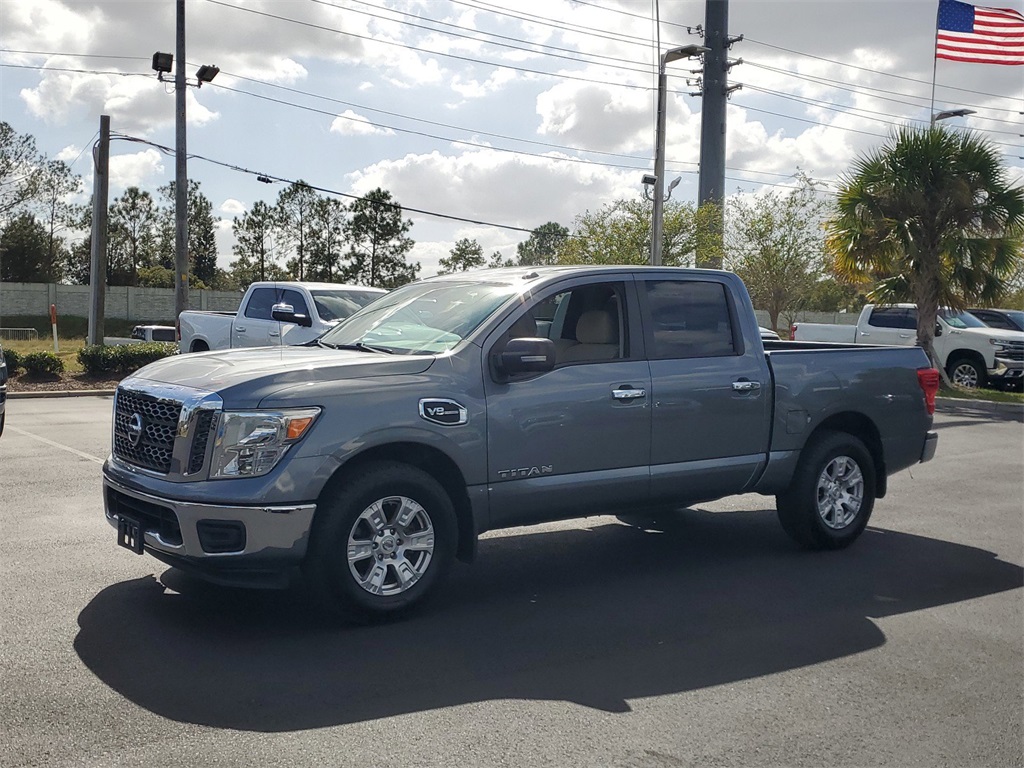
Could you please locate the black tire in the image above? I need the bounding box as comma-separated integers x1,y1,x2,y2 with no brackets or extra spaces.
304,461,458,622
946,355,986,389
776,430,876,550
0,411,5,438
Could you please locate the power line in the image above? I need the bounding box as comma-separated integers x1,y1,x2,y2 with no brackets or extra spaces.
204,0,654,90
109,132,538,233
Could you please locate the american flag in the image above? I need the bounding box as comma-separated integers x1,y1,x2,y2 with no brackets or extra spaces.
936,0,1024,64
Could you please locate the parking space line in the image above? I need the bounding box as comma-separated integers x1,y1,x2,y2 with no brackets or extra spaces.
8,426,105,465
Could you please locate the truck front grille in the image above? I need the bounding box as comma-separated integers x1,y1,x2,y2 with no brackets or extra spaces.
996,341,1024,362
112,381,223,478
114,388,183,473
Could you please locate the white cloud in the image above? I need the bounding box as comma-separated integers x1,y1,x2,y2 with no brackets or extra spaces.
109,149,164,192
330,110,395,136
220,198,246,215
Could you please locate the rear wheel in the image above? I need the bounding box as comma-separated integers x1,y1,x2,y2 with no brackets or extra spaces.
776,431,876,550
305,462,457,621
946,355,985,389
191,340,209,353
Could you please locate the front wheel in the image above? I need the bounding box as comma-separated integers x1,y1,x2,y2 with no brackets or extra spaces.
305,462,457,621
947,356,986,389
776,431,876,550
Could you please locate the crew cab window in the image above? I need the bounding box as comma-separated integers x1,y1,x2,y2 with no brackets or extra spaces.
243,288,277,320
868,308,915,329
151,328,176,342
494,281,628,365
643,280,736,359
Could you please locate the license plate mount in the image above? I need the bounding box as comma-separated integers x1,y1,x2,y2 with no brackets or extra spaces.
117,515,145,554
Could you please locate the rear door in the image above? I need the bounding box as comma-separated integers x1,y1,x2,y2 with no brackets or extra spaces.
859,307,916,345
638,274,772,503
484,275,651,527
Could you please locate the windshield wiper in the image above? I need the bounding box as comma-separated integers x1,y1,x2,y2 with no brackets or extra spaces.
331,341,396,354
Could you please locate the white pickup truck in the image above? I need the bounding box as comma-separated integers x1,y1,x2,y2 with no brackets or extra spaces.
792,304,1024,388
178,281,386,353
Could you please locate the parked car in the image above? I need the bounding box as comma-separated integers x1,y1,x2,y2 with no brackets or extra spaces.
967,308,1024,333
759,326,781,341
792,304,1024,388
178,281,387,353
131,325,177,342
0,343,7,437
104,325,178,346
103,266,939,620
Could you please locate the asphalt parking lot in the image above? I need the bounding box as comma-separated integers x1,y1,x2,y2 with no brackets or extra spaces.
1,395,1021,768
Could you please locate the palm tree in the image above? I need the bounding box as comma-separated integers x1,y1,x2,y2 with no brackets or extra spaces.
827,126,1024,382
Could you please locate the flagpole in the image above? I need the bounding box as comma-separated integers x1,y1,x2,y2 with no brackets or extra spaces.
930,1,941,124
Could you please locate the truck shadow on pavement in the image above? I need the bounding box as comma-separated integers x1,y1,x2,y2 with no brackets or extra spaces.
74,508,1023,732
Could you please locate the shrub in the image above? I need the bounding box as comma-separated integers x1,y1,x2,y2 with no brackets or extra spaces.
2,348,22,373
22,351,65,376
78,342,177,376
77,345,117,375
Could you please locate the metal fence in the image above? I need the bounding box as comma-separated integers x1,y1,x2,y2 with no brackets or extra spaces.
0,327,40,341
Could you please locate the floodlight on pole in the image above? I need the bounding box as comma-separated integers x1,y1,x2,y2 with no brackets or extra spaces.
931,108,976,125
651,44,709,266
152,0,220,322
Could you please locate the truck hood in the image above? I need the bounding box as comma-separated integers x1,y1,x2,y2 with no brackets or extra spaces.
125,345,435,401
956,326,1023,342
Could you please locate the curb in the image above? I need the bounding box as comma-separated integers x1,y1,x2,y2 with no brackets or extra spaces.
7,388,116,399
936,396,1024,419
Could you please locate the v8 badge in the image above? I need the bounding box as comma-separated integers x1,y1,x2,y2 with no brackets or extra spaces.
418,398,468,426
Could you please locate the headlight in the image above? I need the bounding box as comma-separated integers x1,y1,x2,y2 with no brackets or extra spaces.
209,408,320,479
989,338,1009,352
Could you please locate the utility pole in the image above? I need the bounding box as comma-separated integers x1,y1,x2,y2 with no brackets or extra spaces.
87,115,110,346
697,0,741,269
174,0,188,320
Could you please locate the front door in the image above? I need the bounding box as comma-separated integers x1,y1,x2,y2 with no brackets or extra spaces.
484,277,651,528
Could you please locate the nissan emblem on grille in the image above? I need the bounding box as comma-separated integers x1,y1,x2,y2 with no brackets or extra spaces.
128,413,144,447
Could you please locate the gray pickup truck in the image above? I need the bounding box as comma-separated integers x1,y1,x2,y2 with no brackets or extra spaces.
103,267,939,619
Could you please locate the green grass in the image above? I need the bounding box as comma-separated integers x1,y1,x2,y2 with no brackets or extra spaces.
3,337,91,373
939,384,1024,405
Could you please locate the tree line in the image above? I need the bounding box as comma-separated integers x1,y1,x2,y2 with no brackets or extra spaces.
2,121,1021,355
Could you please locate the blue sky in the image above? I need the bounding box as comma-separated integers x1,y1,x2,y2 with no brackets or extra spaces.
2,0,1021,277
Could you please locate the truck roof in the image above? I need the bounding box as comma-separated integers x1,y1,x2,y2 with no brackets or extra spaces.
421,265,734,288
247,281,387,292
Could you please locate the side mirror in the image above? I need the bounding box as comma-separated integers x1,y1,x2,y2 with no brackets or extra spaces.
494,338,556,381
272,302,313,327
934,323,942,337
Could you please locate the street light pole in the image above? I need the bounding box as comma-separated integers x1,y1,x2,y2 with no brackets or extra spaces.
650,44,709,266
174,0,188,321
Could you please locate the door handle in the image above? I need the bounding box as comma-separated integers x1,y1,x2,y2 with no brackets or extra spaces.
235,326,246,333
269,331,280,337
899,333,911,338
732,380,762,392
612,387,646,400
860,331,870,337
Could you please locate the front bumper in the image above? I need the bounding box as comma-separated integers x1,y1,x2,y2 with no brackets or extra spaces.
990,357,1023,380
103,471,316,587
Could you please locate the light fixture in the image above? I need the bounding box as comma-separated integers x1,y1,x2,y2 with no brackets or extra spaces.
195,64,220,87
151,52,173,80
931,108,976,124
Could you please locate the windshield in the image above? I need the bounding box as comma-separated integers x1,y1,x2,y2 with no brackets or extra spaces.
939,309,987,329
318,280,520,354
310,289,386,323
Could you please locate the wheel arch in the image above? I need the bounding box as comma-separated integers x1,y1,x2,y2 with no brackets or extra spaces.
946,348,986,372
315,441,477,563
806,411,886,498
